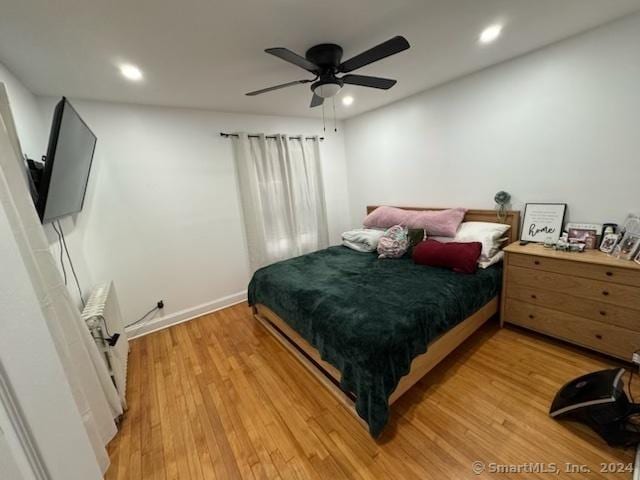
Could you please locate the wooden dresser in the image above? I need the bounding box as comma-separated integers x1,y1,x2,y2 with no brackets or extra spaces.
501,242,640,360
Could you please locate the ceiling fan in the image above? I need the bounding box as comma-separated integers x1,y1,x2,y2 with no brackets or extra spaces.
246,36,410,107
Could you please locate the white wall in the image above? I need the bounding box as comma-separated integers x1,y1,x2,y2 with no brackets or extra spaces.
0,63,46,160
344,14,640,228
38,98,351,336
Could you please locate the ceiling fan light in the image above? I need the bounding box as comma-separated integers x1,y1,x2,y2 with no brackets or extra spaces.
315,83,341,98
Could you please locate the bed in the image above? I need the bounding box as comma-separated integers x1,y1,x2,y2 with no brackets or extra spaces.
248,206,520,437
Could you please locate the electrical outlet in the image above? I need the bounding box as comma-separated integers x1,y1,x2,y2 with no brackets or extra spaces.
632,352,640,365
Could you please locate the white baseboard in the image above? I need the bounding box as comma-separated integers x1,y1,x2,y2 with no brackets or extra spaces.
126,291,247,339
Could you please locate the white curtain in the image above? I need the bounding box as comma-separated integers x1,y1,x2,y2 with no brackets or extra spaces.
233,133,329,270
0,84,120,473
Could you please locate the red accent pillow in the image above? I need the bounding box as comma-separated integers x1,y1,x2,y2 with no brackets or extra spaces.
412,239,482,274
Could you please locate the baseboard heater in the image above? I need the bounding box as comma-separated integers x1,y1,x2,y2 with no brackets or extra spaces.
82,282,129,410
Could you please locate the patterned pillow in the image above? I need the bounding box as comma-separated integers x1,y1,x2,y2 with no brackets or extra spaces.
377,225,409,259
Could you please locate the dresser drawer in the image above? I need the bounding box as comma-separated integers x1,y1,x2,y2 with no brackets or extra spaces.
504,299,640,360
506,284,640,331
509,252,640,288
508,265,640,311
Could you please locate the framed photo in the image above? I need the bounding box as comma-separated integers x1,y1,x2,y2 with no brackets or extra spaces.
599,233,621,254
567,228,598,249
565,223,603,236
521,203,567,243
613,233,640,260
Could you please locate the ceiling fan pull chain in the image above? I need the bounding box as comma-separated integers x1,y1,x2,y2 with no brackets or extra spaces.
332,97,337,132
322,100,326,132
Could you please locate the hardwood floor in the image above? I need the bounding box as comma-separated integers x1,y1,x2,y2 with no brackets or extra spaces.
106,303,637,479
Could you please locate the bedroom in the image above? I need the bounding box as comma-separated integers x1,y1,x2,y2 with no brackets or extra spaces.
1,0,640,478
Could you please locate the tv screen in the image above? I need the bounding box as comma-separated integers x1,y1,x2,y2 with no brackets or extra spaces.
36,97,96,223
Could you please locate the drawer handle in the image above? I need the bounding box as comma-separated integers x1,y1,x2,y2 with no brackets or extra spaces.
534,260,540,265
599,310,607,316
595,334,603,340
602,290,610,296
528,314,535,319
531,294,537,300
606,271,613,277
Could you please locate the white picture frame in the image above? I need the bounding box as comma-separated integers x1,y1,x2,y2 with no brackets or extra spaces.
600,233,621,254
614,233,640,261
520,203,567,243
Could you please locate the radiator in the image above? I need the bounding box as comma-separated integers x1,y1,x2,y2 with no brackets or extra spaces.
82,282,129,410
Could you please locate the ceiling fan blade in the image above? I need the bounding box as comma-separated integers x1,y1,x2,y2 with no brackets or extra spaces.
310,93,324,108
245,79,312,96
341,74,397,90
265,48,319,73
338,36,410,73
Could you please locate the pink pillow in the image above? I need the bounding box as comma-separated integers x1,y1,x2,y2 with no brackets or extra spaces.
363,206,466,237
412,239,482,274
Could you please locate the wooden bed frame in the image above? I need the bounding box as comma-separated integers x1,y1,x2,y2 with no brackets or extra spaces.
253,206,520,428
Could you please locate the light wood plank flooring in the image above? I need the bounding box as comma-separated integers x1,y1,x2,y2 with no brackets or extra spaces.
106,303,637,479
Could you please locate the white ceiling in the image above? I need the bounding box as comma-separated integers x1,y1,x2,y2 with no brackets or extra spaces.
1,0,639,119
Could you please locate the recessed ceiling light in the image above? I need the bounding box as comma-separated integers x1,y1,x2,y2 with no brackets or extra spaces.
479,24,503,44
119,64,143,81
342,95,354,106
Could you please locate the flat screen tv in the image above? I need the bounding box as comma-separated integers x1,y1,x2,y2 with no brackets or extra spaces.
36,97,97,223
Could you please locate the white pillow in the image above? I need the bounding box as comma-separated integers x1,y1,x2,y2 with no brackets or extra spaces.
478,251,504,269
430,221,511,267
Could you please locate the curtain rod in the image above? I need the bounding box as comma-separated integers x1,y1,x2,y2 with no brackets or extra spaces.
220,132,324,141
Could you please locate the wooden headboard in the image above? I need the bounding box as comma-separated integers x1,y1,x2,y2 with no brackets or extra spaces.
366,206,520,245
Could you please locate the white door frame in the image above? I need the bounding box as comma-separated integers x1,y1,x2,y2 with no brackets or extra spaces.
0,84,103,480
0,364,48,480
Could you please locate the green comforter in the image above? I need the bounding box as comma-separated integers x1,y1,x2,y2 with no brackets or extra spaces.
248,246,502,437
